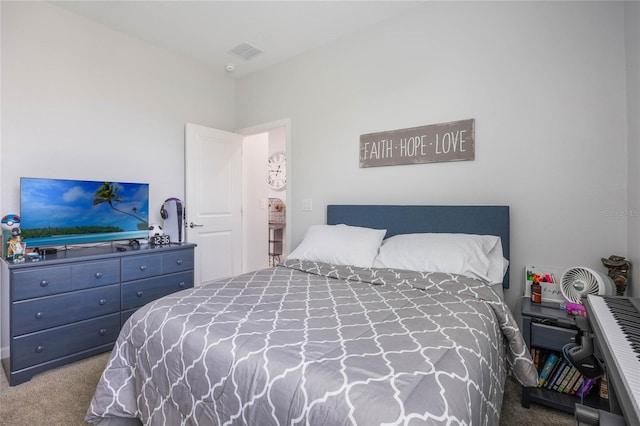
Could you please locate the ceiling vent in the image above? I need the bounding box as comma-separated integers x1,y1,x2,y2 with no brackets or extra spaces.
228,42,263,61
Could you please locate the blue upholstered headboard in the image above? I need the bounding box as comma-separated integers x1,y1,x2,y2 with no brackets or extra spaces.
326,205,510,288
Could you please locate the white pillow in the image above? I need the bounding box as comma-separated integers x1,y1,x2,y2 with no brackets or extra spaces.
287,224,386,268
372,233,506,284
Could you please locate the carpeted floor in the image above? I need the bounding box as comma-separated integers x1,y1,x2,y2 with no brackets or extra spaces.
0,352,576,425
0,353,109,425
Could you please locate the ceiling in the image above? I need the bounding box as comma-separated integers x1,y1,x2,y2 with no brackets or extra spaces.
52,1,422,78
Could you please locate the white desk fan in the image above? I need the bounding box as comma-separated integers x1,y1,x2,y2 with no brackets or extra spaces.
560,267,614,303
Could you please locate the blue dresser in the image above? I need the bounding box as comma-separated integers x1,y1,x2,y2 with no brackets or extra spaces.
1,243,195,386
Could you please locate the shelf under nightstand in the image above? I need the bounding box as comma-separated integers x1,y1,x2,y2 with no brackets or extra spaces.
520,299,610,414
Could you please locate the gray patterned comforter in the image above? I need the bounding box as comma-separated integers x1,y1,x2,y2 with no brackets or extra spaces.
86,260,538,426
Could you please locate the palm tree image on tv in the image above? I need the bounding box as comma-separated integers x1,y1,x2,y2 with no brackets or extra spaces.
93,182,149,230
20,178,150,245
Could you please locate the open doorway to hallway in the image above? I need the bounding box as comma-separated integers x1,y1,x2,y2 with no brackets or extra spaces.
266,127,287,266
241,121,290,273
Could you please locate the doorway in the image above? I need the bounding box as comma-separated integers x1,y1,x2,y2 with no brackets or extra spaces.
185,120,290,286
239,120,290,274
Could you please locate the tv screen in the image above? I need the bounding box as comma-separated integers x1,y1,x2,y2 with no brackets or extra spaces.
20,177,149,247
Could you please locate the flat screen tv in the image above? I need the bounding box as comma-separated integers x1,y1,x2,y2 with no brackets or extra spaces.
20,177,149,247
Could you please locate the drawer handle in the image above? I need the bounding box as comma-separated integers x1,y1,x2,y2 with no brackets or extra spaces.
98,299,107,306
35,345,45,353
139,265,147,271
136,291,144,297
95,272,103,278
35,312,44,320
40,280,49,287
176,259,183,265
179,281,186,288
99,328,107,336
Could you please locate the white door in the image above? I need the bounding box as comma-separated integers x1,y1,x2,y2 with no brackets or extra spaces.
185,123,242,286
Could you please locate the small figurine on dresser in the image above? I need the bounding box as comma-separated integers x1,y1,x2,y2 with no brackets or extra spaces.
2,214,25,261
601,255,631,296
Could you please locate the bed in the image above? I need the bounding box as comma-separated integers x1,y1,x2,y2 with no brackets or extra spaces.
86,205,538,426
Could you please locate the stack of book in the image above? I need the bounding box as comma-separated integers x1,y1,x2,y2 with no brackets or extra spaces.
531,348,598,397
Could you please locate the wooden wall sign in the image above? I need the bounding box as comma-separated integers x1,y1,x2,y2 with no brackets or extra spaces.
359,118,475,168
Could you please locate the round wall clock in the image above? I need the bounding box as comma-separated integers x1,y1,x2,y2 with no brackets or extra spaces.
268,152,286,191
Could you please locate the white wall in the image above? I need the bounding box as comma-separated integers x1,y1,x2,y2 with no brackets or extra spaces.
1,1,235,224
242,132,269,272
236,1,629,309
626,1,640,298
1,1,635,311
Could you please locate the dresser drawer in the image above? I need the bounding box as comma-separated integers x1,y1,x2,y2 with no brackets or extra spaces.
12,284,120,336
531,322,577,352
122,254,162,281
11,266,72,301
121,271,193,310
72,259,120,290
12,313,120,371
162,250,194,274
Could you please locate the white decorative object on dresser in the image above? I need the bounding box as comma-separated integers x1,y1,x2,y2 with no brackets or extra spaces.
1,243,195,386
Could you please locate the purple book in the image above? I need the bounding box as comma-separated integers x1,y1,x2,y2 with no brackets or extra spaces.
576,377,598,397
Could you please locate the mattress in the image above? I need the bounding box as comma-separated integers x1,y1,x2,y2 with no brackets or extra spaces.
86,259,538,425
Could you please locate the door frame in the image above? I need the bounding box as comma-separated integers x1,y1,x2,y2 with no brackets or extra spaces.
237,118,292,258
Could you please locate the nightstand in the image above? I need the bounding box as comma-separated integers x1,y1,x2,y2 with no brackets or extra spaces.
521,299,609,413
